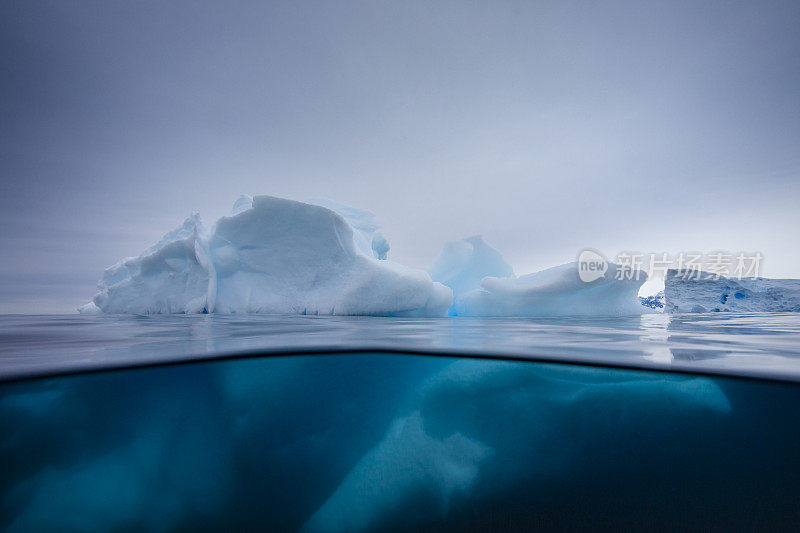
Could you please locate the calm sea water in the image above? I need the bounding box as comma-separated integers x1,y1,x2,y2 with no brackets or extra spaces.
2,313,800,531
2,313,800,381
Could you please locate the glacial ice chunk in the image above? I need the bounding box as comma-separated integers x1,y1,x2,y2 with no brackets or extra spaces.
664,269,800,313
82,196,451,316
428,236,514,307
454,262,647,317
76,302,101,314
89,213,212,314
230,194,254,216
306,198,390,260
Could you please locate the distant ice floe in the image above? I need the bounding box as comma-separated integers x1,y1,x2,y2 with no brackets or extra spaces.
82,196,451,316
665,269,800,313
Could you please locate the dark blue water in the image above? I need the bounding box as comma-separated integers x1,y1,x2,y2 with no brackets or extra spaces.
2,314,800,531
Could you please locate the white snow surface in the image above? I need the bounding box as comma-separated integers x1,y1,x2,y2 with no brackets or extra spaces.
454,262,647,317
664,269,800,313
428,236,514,305
306,198,390,260
82,196,451,316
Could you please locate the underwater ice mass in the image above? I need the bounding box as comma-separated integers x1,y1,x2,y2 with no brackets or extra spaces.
5,354,764,532
80,195,797,316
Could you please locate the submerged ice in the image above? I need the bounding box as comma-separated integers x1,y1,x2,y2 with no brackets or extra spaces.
83,196,451,316
303,359,732,532
4,354,772,532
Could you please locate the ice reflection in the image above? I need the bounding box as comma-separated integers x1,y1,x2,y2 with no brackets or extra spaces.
638,314,673,365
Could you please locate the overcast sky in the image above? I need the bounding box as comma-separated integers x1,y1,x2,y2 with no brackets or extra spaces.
2,0,799,313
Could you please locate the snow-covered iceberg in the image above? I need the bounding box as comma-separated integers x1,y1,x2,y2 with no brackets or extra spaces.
454,262,647,317
664,269,800,313
82,196,452,316
428,236,514,314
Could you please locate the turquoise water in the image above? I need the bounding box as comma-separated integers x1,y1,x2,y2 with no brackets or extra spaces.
2,314,800,531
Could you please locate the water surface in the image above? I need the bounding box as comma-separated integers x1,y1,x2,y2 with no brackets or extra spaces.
2,313,800,382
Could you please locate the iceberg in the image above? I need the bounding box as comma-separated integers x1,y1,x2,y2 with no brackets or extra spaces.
664,269,800,313
80,196,654,317
428,239,645,318
454,262,647,317
82,196,452,316
428,236,514,315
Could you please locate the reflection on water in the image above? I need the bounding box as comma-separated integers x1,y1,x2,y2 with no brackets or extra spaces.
1,354,799,531
2,313,800,381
